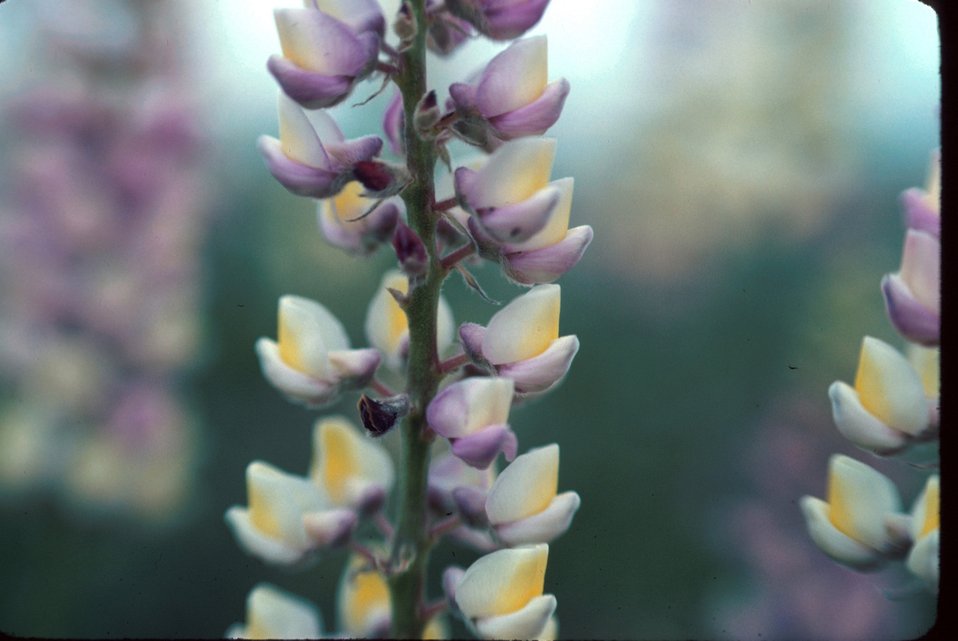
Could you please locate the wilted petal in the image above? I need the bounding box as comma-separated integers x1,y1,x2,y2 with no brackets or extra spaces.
474,594,556,640
504,225,592,285
497,335,579,394
228,583,323,639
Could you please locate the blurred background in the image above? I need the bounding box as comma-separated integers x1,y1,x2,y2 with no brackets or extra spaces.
0,0,939,638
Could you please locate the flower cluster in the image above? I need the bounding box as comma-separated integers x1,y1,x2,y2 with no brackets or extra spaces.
800,152,940,592
227,1,586,638
0,1,208,522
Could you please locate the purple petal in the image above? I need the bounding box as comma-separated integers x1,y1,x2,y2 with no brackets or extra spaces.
452,486,490,526
901,187,940,238
475,186,560,243
324,135,383,170
489,78,569,138
449,82,479,112
881,275,940,346
497,335,579,394
328,348,382,388
459,322,488,363
503,224,592,285
481,0,550,40
451,424,518,469
267,55,354,109
383,91,404,156
427,383,470,438
454,166,481,211
274,8,372,76
258,135,346,199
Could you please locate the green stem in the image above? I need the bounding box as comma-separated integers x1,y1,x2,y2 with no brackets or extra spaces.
388,1,443,637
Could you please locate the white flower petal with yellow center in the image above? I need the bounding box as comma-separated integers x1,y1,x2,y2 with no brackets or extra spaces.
226,461,330,565
365,270,454,371
483,284,560,365
456,544,555,640
485,444,580,545
829,336,929,454
277,93,329,167
466,138,556,208
338,554,392,637
477,36,549,116
799,455,903,570
227,583,322,639
310,416,394,508
909,475,939,543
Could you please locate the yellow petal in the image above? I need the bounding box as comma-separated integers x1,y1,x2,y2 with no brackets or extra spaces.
853,336,927,435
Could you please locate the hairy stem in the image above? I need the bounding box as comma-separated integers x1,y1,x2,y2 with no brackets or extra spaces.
389,0,442,637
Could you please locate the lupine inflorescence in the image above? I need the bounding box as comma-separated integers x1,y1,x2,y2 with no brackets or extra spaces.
226,1,589,638
800,151,940,593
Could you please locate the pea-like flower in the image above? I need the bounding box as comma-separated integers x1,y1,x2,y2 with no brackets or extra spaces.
455,138,564,244
318,181,401,255
450,36,569,141
828,336,930,455
258,93,382,199
268,0,384,109
226,583,323,639
901,150,940,238
225,461,330,565
454,544,557,639
447,0,551,41
459,284,579,394
255,295,380,407
485,444,580,545
906,475,939,592
427,377,518,469
365,270,455,372
310,416,394,511
799,455,905,570
338,554,392,638
499,177,593,284
881,228,940,346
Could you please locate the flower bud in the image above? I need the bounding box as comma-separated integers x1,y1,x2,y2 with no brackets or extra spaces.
365,270,454,372
828,336,930,455
358,393,409,437
799,455,905,570
269,2,384,109
392,222,429,278
414,90,442,133
449,36,569,140
455,544,557,639
258,94,382,199
255,295,380,407
393,1,417,43
226,584,323,639
427,9,475,56
485,444,580,545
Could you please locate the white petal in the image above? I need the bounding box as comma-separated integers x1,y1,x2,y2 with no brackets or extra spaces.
906,530,939,590
276,92,327,166
245,461,329,549
477,36,549,117
225,507,308,565
826,454,902,552
470,138,556,207
899,229,940,314
798,497,882,570
311,417,394,506
496,492,580,546
828,381,908,455
456,544,549,619
486,445,559,525
242,583,323,639
909,475,939,542
906,344,939,400
483,285,560,364
365,270,409,370
854,336,928,436
474,594,556,640
277,295,348,377
429,377,514,438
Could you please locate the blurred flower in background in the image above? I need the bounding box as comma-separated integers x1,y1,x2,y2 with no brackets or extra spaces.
0,0,211,524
